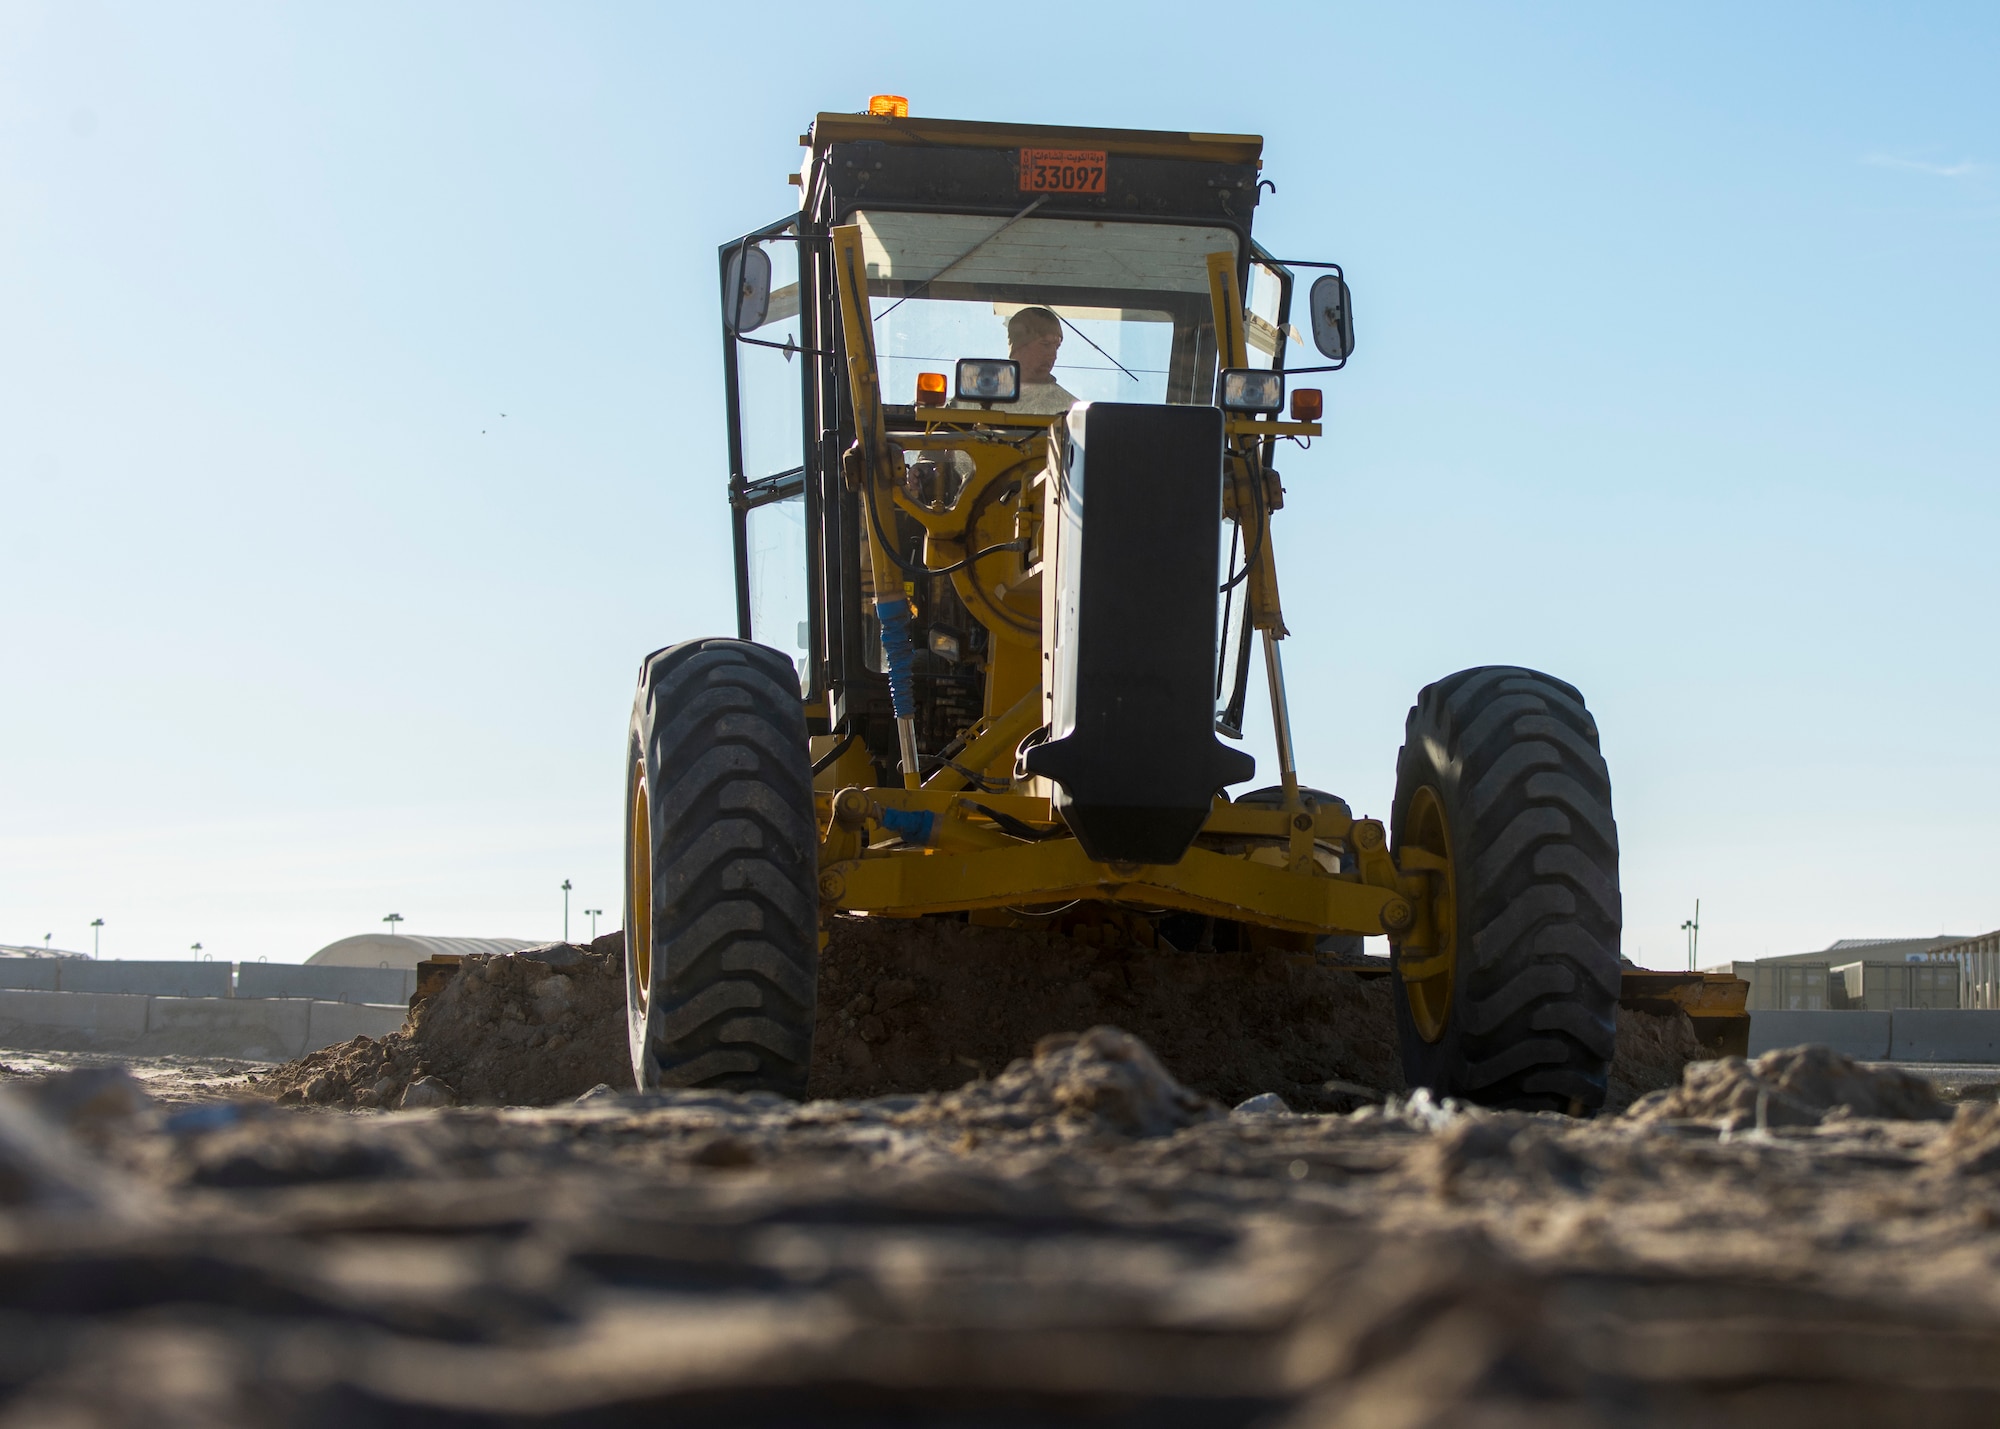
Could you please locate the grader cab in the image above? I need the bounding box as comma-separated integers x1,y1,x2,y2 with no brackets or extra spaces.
623,103,1623,1112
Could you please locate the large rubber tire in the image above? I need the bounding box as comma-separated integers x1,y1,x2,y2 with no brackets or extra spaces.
625,638,818,1097
1390,666,1621,1113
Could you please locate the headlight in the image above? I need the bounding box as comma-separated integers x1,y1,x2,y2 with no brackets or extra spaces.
1219,369,1285,414
954,359,1020,404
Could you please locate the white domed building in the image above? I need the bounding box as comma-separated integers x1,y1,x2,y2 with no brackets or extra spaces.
306,934,540,971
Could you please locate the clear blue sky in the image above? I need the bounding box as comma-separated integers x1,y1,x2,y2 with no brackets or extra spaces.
3,2,1995,966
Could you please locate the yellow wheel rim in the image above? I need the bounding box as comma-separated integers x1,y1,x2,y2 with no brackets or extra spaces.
629,760,653,1010
1402,784,1458,1043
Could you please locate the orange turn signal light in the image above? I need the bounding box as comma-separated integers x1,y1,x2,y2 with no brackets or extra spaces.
915,371,948,406
868,94,909,118
1290,388,1323,422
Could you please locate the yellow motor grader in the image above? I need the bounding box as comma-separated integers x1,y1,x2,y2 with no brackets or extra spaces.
623,102,1625,1111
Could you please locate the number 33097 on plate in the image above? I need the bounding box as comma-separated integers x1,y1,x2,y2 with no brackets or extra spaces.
1019,148,1107,194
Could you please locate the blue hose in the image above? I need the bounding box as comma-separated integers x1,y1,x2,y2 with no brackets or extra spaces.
875,597,917,719
877,806,936,847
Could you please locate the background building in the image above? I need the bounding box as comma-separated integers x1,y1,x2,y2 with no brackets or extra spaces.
1723,935,1975,1011
306,934,539,972
1926,930,2000,1010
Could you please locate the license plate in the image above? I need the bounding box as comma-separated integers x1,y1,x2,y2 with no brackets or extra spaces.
1019,148,1107,194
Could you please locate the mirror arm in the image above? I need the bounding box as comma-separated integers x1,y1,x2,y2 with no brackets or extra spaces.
735,333,833,357
724,227,832,340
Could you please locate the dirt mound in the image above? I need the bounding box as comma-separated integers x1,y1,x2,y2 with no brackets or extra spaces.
1927,1102,2000,1177
269,917,1711,1117
261,933,628,1108
1631,1043,1950,1129
268,918,1404,1113
1606,1003,1713,1113
929,1025,1222,1143
814,915,1404,1111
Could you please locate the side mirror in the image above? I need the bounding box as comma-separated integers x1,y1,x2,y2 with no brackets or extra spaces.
1308,273,1354,361
723,243,773,334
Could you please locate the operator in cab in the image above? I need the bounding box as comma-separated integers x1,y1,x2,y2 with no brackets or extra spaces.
1004,306,1077,414
924,305,1077,497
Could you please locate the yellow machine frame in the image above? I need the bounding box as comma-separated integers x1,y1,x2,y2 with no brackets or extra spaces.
806,216,1446,963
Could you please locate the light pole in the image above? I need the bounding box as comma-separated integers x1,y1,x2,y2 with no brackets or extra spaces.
90,918,103,959
1681,900,1701,972
585,907,603,940
42,933,51,951
383,913,405,935
191,942,204,960
561,880,573,941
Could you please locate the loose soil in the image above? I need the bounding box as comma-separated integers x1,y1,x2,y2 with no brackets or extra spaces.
813,915,1406,1110
262,918,1711,1115
0,1052,269,1104
260,932,629,1109
1607,992,1712,1113
0,1031,1994,1424
1631,1042,1952,1128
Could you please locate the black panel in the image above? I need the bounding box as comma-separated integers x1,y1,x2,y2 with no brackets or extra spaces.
1024,403,1255,863
824,142,1262,230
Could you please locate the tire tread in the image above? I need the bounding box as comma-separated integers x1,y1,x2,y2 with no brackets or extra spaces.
1393,665,1620,1113
628,641,816,1096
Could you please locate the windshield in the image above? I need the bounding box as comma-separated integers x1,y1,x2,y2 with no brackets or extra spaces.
853,211,1239,407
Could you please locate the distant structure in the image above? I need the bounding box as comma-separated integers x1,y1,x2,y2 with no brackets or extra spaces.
1734,935,1970,969
1926,929,2000,1010
1721,935,1976,1012
306,934,540,972
0,943,87,960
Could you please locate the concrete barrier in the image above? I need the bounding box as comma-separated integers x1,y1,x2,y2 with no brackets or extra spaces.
1889,1009,2000,1064
1748,1010,1892,1060
0,962,62,992
0,989,151,1049
305,1000,406,1050
1748,1009,2000,1063
59,960,232,999
143,996,311,1060
235,963,411,1005
0,990,410,1061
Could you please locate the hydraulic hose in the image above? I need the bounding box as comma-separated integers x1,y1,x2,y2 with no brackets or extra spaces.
875,597,917,720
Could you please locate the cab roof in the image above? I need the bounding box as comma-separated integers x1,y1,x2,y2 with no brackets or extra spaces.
806,113,1263,169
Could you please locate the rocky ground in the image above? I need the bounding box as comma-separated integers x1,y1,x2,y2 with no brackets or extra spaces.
0,1032,1994,1425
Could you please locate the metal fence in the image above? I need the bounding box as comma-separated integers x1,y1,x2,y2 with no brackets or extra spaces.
1929,932,2000,1010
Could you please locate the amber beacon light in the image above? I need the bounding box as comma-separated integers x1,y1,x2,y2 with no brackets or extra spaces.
868,94,910,118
